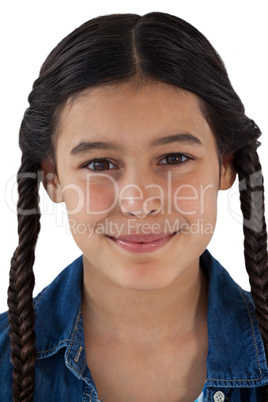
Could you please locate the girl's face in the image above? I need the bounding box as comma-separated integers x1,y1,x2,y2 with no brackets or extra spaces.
43,82,235,290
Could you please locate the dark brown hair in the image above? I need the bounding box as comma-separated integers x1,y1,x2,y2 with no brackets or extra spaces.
8,12,268,401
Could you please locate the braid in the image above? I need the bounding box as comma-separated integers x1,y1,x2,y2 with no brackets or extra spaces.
233,143,268,400
8,155,41,402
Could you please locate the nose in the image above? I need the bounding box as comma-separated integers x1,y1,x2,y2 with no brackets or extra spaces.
119,184,162,219
121,202,160,219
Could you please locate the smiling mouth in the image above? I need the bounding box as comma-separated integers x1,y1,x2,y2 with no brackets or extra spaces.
105,231,179,253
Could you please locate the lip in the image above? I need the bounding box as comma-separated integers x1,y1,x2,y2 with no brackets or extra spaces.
105,232,179,253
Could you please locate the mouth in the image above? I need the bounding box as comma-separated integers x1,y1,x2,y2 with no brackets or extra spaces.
105,231,179,254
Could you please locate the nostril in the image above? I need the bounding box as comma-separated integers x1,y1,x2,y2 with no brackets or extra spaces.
148,208,161,215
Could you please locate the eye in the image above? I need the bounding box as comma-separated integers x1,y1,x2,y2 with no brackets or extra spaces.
158,153,191,166
85,158,117,172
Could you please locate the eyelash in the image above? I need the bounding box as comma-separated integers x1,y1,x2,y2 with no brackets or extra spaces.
82,153,193,173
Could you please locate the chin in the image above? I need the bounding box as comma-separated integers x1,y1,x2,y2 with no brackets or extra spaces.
111,263,179,291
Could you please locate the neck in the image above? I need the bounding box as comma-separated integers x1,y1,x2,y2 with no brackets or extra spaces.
82,258,208,347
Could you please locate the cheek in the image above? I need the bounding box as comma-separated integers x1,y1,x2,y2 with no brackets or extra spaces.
86,179,118,215
63,179,117,248
62,176,118,217
169,175,218,219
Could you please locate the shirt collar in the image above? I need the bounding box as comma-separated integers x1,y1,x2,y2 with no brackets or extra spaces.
34,255,84,359
33,250,268,388
201,249,268,387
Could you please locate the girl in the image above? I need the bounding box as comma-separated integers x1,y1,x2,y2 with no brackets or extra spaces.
1,11,268,402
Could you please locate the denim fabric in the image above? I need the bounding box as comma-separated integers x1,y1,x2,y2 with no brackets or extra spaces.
1,249,268,401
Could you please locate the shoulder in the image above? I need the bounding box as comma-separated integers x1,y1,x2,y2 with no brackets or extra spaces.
201,248,261,340
0,310,13,399
32,254,84,352
201,248,254,309
0,254,84,398
202,249,268,390
33,254,83,311
0,309,11,356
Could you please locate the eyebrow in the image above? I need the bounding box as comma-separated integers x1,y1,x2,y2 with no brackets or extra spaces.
70,133,202,156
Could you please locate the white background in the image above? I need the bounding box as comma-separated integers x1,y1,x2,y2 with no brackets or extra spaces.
0,0,267,312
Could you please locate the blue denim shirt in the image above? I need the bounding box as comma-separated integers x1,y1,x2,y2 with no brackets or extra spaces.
1,249,268,401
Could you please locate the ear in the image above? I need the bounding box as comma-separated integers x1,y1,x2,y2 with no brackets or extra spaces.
219,154,236,190
41,159,64,203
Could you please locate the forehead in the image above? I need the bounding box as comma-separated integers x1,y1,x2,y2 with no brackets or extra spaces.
61,81,203,121
56,81,214,152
